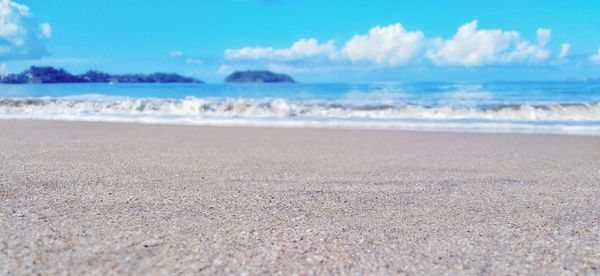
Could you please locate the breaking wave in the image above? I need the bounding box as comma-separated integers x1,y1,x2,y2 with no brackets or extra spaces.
1,95,600,134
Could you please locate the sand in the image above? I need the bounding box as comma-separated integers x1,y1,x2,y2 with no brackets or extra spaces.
1,120,599,274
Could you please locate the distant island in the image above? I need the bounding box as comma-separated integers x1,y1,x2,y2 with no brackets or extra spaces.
224,70,295,83
0,66,204,84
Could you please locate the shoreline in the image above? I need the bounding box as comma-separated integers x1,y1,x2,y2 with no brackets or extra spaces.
1,117,599,137
1,119,599,274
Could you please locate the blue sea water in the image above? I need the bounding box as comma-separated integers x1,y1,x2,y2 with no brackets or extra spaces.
1,81,600,135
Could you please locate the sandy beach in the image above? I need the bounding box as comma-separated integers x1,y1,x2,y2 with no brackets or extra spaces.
1,119,599,274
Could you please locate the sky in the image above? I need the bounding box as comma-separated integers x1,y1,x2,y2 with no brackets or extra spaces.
1,0,600,82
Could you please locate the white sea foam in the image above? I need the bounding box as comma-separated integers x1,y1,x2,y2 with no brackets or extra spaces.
1,95,600,135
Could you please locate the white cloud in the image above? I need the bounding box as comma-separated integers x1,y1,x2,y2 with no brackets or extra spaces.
39,23,51,38
590,46,600,64
224,38,337,61
342,24,424,66
536,28,551,46
558,43,570,59
169,50,183,57
222,20,564,70
216,64,235,75
0,0,51,61
426,21,551,66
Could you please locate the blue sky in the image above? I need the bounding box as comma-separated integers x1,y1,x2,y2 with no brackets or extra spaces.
2,0,600,82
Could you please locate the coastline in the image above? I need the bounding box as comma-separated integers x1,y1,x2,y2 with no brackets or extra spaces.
1,119,599,274
1,116,599,136
2,81,599,136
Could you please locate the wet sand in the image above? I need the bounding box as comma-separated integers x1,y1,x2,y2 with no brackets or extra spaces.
1,120,599,274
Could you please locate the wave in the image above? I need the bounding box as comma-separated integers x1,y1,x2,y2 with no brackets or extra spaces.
2,96,600,120
1,96,600,134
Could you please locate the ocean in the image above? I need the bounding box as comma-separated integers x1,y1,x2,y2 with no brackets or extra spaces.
1,81,600,135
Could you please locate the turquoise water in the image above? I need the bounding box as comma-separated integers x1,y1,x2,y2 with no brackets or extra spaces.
1,81,600,134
